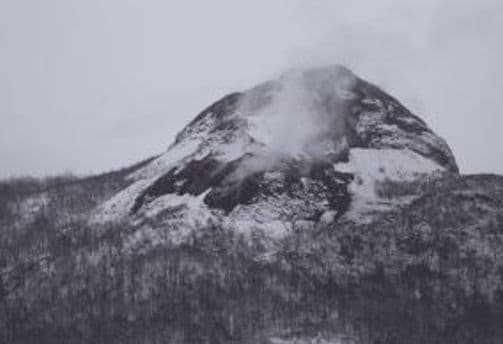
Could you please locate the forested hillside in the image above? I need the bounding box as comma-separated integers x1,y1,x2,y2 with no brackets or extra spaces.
1,172,503,343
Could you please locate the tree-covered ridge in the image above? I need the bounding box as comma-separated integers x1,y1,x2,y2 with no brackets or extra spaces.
1,173,503,343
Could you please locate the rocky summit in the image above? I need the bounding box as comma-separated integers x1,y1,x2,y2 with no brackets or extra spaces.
94,65,458,249
2,66,503,344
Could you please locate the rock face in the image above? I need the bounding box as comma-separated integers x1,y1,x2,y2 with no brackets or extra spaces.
94,65,458,249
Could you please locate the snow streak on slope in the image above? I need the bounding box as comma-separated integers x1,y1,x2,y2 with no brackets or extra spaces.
334,148,445,222
91,178,155,224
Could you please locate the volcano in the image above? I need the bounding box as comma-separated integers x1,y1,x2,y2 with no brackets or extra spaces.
2,65,503,344
93,65,458,250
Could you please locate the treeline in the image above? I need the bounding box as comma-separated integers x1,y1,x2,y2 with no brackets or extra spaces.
0,156,155,202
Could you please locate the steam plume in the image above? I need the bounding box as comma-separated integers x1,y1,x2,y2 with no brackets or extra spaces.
240,65,357,160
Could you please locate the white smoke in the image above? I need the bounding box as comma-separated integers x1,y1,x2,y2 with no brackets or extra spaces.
241,65,356,160
247,70,319,157
226,65,357,181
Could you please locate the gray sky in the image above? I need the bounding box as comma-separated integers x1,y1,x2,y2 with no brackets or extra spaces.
0,0,502,178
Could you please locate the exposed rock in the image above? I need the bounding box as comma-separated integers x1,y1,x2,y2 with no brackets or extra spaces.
95,65,458,248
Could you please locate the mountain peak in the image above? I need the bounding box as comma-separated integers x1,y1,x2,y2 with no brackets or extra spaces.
94,65,458,244
174,64,457,174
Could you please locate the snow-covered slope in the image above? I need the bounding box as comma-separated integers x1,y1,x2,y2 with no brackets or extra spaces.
334,148,445,222
93,65,458,248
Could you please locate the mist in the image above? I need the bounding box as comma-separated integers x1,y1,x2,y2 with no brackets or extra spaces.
242,66,355,160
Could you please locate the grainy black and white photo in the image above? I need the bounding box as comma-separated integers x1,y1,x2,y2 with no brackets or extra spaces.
1,1,503,343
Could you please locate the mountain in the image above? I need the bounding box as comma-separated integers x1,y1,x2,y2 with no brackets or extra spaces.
93,66,457,248
1,66,503,344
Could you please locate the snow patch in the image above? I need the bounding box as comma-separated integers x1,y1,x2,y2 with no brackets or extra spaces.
334,148,445,220
90,178,154,224
130,139,202,181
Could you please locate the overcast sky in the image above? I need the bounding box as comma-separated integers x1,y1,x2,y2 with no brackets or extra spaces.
0,0,502,178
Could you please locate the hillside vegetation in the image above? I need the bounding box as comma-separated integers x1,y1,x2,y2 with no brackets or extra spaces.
1,171,503,343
